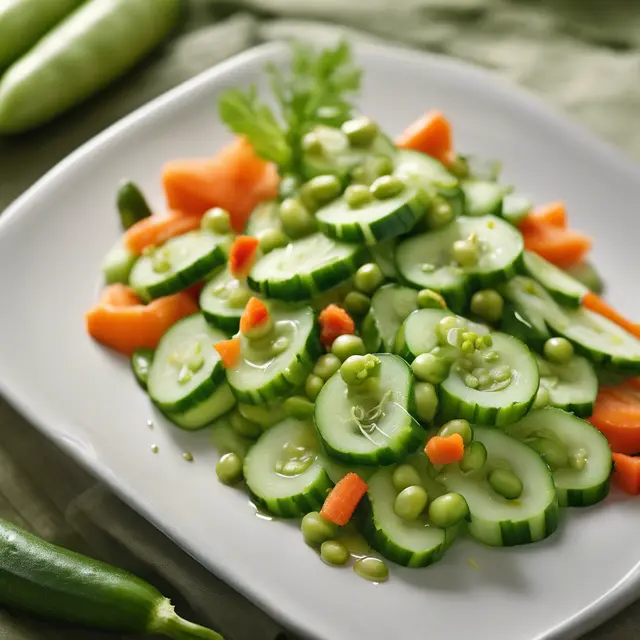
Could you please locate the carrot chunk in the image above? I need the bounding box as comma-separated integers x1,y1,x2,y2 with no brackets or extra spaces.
229,236,260,279
318,304,355,347
395,110,454,166
612,453,640,495
124,212,201,256
239,297,270,335
320,473,369,526
425,434,465,465
214,337,242,369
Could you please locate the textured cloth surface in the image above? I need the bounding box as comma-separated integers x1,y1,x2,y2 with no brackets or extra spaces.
0,1,639,638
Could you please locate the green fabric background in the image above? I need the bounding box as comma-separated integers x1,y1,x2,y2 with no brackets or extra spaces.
0,1,639,638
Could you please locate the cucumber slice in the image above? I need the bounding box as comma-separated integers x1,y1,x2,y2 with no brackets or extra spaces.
147,314,229,427
226,303,320,404
501,193,532,225
536,353,597,417
506,408,612,507
439,332,539,426
563,261,604,295
315,187,428,244
318,451,375,485
438,427,559,547
165,383,235,430
131,348,153,390
357,467,447,568
522,251,587,307
462,180,504,216
395,216,523,311
370,239,397,279
243,418,333,517
129,231,226,301
244,201,281,236
102,239,137,285
314,353,422,465
200,268,252,333
248,233,367,302
363,284,419,353
211,416,253,459
394,308,452,362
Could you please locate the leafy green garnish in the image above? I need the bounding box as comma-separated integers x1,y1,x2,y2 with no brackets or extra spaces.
218,41,361,176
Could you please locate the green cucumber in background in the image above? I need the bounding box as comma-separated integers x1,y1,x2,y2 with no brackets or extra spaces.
0,0,86,71
0,0,181,134
0,518,223,639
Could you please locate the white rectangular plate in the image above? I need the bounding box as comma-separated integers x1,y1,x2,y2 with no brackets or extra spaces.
1,42,640,640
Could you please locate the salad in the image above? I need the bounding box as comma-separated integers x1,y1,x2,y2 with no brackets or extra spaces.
86,42,640,581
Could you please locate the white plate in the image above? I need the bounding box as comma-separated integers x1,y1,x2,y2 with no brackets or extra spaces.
1,42,640,640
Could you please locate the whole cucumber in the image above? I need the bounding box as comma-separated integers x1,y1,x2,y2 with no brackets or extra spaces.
0,0,181,134
0,0,86,71
0,518,223,639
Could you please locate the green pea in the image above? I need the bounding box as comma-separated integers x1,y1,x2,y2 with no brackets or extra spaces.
344,184,373,209
339,354,381,386
257,228,289,254
238,402,285,428
216,452,243,485
313,353,342,381
227,286,252,309
301,511,337,545
342,116,379,147
229,410,262,440
470,290,504,324
417,289,446,310
459,441,487,473
439,419,473,446
414,381,438,423
461,340,476,355
343,291,371,317
391,464,423,492
305,374,325,401
320,540,350,566
428,493,469,528
201,207,231,234
529,437,568,470
411,353,448,385
452,239,479,267
354,557,389,582
462,331,479,344
543,337,574,364
370,175,405,200
279,198,317,238
354,263,385,295
394,485,429,521
306,175,342,205
425,197,454,229
436,316,462,343
532,385,550,410
331,334,366,362
488,468,523,500
284,395,316,420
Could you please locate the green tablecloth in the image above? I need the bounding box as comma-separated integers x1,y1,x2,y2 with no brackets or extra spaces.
0,1,639,638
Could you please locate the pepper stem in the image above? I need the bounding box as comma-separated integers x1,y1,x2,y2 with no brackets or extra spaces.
152,600,225,640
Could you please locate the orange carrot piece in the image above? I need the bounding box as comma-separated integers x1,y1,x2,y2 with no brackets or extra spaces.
582,291,640,340
239,297,269,335
318,304,355,347
229,236,260,278
518,221,592,267
124,212,201,256
425,434,465,465
86,292,198,356
395,110,454,166
320,473,369,526
519,202,567,231
214,337,242,369
612,453,640,495
99,284,141,307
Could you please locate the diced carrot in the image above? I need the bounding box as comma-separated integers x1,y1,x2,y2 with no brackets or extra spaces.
612,453,640,495
518,219,591,268
519,202,567,231
124,211,201,256
86,291,198,356
425,434,465,465
588,379,640,454
229,236,260,278
320,473,368,526
318,304,355,347
582,292,640,340
395,110,455,167
239,297,270,335
100,284,141,307
162,137,279,233
214,337,242,369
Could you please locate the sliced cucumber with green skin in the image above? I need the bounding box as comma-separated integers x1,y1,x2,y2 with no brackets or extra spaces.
314,353,422,465
439,332,539,426
501,193,532,225
522,251,587,307
357,467,447,568
244,200,281,236
147,314,229,429
226,304,321,404
248,233,367,302
131,348,153,390
129,231,226,301
200,268,252,333
370,239,397,279
363,284,419,353
315,187,428,244
536,354,597,417
395,215,523,311
211,416,253,459
462,180,505,217
563,261,604,295
102,239,137,285
243,418,333,517
505,408,612,507
438,427,559,547
394,308,452,362
318,451,375,484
